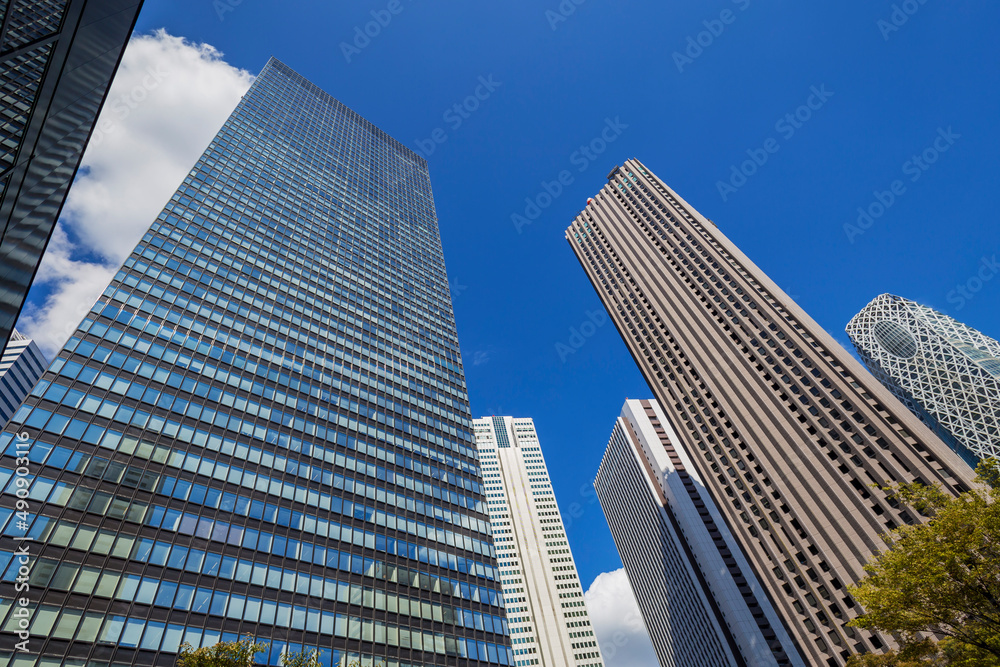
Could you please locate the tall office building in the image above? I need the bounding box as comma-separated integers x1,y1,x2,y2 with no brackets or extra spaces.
0,330,46,426
0,0,145,355
847,293,1000,465
472,417,603,667
595,399,804,667
0,59,511,667
565,159,976,666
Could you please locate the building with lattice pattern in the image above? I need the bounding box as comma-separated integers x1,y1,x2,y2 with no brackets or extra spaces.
847,294,1000,464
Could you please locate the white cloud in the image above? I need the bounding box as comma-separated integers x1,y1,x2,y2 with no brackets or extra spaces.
18,30,253,357
585,568,659,667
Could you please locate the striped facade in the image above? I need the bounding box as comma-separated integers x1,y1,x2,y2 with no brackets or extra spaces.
473,417,603,667
566,159,975,666
0,330,45,425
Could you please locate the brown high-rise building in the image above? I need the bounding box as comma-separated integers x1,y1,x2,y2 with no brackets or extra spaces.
566,159,975,666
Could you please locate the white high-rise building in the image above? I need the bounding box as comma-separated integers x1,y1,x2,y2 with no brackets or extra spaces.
473,416,604,667
595,399,805,667
0,330,45,425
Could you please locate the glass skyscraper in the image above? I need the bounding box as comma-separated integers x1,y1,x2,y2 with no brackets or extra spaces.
847,293,1000,465
0,58,509,667
0,0,144,355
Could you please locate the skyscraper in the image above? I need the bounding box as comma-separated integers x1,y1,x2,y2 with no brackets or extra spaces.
847,293,1000,465
0,0,145,355
595,399,804,667
565,159,976,665
0,330,46,426
472,416,603,667
0,58,511,667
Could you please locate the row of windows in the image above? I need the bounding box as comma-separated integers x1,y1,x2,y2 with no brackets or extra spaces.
64,303,478,475
1,464,500,591
143,204,460,383
3,546,507,635
0,599,513,664
16,387,483,531
148,185,465,412
119,234,466,429
10,406,489,546
0,506,501,611
48,339,479,493
73,298,470,462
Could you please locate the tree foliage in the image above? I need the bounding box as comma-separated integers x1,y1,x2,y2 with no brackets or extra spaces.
175,638,321,667
847,458,1000,665
177,637,269,667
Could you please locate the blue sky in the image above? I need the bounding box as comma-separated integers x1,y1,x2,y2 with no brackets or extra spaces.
26,0,1000,616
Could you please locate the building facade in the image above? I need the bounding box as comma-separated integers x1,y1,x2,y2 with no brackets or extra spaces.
847,293,1000,465
565,159,976,666
0,330,46,425
0,0,145,354
472,416,603,667
595,399,804,667
0,59,511,667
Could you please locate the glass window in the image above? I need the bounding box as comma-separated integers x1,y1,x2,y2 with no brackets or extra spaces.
95,572,120,598
76,612,104,643
50,563,79,590
174,584,195,611
51,609,83,639
141,621,165,650
120,618,144,647
73,567,100,595
30,605,59,635
99,616,126,644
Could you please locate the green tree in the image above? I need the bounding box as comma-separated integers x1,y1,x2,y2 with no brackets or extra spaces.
280,649,321,667
847,458,1000,665
176,637,269,667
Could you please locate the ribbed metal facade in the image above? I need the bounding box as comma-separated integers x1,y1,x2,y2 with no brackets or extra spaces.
0,59,509,667
0,0,144,355
566,159,975,666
